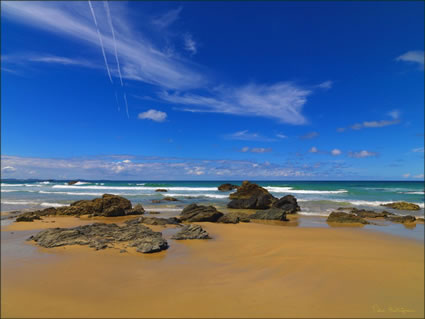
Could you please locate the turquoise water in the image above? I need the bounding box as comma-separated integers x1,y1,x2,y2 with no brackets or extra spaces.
1,180,424,217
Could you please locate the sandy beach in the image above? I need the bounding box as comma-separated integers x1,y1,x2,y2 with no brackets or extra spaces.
1,215,423,318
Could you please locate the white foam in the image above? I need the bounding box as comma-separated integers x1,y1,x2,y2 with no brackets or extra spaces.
1,200,36,205
1,183,26,187
347,200,424,209
298,211,330,217
52,185,218,191
265,186,348,194
74,181,90,185
399,191,424,195
40,202,68,208
165,193,229,199
39,191,106,196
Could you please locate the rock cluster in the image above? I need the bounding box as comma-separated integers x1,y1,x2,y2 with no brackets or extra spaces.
28,222,168,253
329,208,417,224
327,212,370,224
172,224,211,240
218,183,239,192
16,195,145,221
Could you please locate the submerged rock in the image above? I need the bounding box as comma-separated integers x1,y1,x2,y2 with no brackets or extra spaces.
67,180,79,185
163,197,179,201
218,183,239,192
250,208,288,221
172,224,211,240
227,181,275,209
28,222,168,254
179,204,223,222
155,189,168,192
271,195,300,214
327,212,369,224
380,202,421,211
385,215,416,223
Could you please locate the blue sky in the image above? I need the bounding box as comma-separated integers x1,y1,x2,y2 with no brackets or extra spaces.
1,1,424,180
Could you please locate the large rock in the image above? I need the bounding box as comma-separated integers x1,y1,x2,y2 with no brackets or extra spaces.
380,202,421,211
126,216,181,226
15,194,143,219
271,195,300,214
249,208,288,221
179,204,223,222
172,224,211,240
16,215,42,222
327,212,369,224
28,222,168,254
385,215,416,223
218,183,239,192
227,181,276,209
68,180,79,185
217,212,251,224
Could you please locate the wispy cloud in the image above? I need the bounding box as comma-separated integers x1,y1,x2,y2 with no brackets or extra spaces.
414,174,424,179
152,7,182,29
338,110,401,132
241,147,272,153
412,147,424,153
225,130,276,142
316,80,333,89
348,150,378,158
161,82,311,124
300,131,319,139
309,146,318,153
138,109,167,122
396,50,424,69
183,33,197,55
276,133,287,139
331,149,342,156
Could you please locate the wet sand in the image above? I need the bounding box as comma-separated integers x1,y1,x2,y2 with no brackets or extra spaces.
1,216,424,318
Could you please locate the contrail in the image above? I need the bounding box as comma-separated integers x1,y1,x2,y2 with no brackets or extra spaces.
123,93,130,118
114,91,120,111
88,0,112,83
104,1,123,87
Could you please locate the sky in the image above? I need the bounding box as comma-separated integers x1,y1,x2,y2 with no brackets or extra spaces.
1,1,424,180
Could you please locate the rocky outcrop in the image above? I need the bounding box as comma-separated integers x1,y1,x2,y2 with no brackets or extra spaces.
227,181,275,209
28,222,168,253
380,202,421,211
350,208,394,218
327,212,369,224
67,180,79,185
271,195,300,214
385,215,416,223
126,216,181,226
16,215,42,222
163,197,179,201
179,204,223,222
249,208,288,221
155,189,168,192
15,194,144,219
217,212,251,224
218,183,239,192
172,224,211,240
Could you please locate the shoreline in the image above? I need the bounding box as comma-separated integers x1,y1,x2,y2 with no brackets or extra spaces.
1,216,424,318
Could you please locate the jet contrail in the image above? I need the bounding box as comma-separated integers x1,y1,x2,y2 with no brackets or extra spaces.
88,0,112,84
104,1,123,87
123,93,130,118
114,91,120,111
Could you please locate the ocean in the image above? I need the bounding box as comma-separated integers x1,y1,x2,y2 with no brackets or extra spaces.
1,180,424,217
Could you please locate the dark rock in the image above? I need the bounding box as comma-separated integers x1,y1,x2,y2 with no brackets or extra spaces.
218,183,239,192
327,212,369,224
250,208,288,221
172,224,211,240
227,181,276,209
179,204,224,222
155,189,168,192
16,215,41,222
125,204,145,215
351,208,394,218
163,196,179,201
68,180,79,185
148,211,160,214
271,195,300,214
126,216,181,226
217,212,251,224
385,215,416,223
380,202,421,211
28,222,168,254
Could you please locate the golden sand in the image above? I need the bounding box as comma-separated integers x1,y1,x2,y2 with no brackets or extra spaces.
1,217,424,318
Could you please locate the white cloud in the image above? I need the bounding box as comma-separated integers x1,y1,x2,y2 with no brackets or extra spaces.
309,146,318,153
396,51,424,68
403,173,411,178
1,166,16,172
241,147,272,153
388,109,400,120
413,174,424,179
183,33,197,55
138,109,167,122
341,111,401,131
161,82,311,124
226,130,275,142
331,149,342,156
241,147,250,153
276,133,287,139
412,147,424,153
152,7,182,29
348,150,378,158
316,80,333,89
